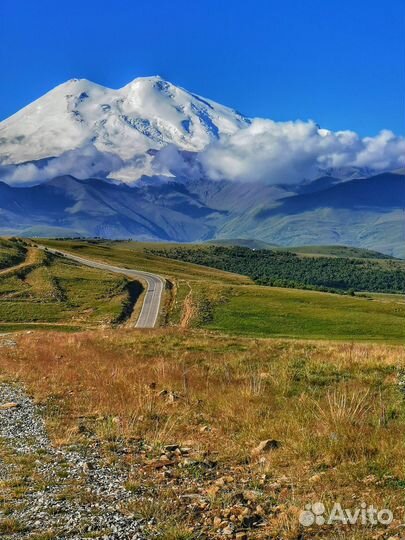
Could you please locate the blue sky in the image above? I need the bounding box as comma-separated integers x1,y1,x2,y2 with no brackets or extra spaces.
1,0,404,135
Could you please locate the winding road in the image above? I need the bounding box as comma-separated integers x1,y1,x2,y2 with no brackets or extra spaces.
42,247,165,328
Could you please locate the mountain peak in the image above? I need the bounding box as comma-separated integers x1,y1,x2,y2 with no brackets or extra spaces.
58,75,171,93
52,78,110,95
125,74,166,84
0,75,247,170
64,77,95,85
121,75,180,98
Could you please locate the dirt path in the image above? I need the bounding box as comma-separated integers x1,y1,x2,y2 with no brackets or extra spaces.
180,282,196,328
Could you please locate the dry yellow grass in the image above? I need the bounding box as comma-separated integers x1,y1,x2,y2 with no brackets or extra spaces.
1,329,405,538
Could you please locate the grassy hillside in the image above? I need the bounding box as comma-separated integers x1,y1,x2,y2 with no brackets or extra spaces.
204,284,405,341
0,238,27,270
0,239,404,537
39,239,250,284
37,239,405,342
276,244,396,259
206,238,278,249
150,245,405,294
1,330,405,538
206,241,394,259
0,243,141,331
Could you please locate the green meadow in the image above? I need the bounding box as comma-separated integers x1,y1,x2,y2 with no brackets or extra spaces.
36,239,405,342
205,284,405,341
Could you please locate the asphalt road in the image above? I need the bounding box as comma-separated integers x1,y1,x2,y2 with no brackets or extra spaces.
42,248,165,328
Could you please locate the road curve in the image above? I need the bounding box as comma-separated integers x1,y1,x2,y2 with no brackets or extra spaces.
42,247,165,328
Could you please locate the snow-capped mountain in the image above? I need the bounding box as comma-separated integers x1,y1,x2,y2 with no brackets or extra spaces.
1,76,404,187
0,76,248,165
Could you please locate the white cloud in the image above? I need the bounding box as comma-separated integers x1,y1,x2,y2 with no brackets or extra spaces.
198,119,405,183
2,121,404,187
1,145,124,186
1,143,199,186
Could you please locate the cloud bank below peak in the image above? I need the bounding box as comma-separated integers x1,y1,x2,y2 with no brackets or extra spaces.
198,119,405,184
1,120,404,188
0,145,125,186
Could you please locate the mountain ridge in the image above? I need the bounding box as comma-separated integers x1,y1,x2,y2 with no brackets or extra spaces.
0,172,403,258
0,76,248,172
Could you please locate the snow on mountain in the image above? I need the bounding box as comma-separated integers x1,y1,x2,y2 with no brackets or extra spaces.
0,76,248,166
1,76,404,187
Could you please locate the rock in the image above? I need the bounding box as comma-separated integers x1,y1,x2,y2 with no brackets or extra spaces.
242,489,261,502
168,391,180,403
164,444,179,452
256,505,264,515
213,516,222,528
0,339,16,348
0,402,19,410
181,493,205,501
252,439,280,454
309,473,322,483
144,457,175,469
205,485,220,497
81,461,94,473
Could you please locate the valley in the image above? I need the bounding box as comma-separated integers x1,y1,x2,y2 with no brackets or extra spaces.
0,172,403,258
1,78,404,530
33,238,405,342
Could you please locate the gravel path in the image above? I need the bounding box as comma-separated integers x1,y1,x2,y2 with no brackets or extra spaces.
0,383,148,539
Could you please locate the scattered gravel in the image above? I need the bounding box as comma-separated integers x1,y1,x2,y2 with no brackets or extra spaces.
0,335,17,348
0,383,147,539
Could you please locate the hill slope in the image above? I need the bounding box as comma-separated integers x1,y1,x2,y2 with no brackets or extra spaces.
149,244,405,294
277,245,395,259
37,239,405,342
